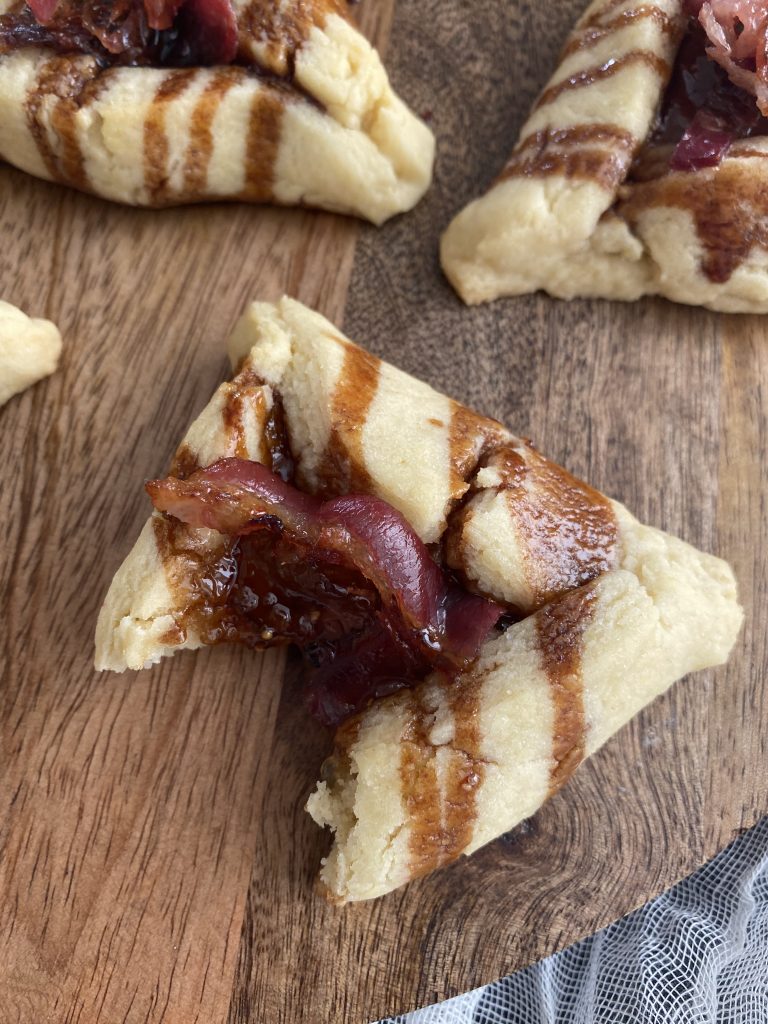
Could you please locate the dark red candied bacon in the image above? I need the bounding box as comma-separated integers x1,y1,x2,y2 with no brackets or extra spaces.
0,0,237,66
697,0,768,114
147,458,503,727
653,12,768,171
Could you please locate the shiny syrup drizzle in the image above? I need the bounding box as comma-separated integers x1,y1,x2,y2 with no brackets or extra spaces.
12,0,351,201
535,584,598,797
499,124,638,192
24,55,108,185
143,67,197,201
312,341,382,497
399,432,619,877
535,49,670,112
562,4,679,59
507,3,678,191
493,445,618,608
236,0,351,78
155,376,293,646
182,68,240,194
617,21,768,282
154,363,501,728
445,443,619,613
399,668,488,879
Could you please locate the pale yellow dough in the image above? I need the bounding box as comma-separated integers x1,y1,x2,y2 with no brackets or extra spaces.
0,300,62,406
0,6,434,223
308,559,741,902
441,0,768,312
95,297,742,903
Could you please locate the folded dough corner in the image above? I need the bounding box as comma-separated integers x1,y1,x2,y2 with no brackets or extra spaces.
0,1,434,223
0,299,61,406
440,0,768,313
94,296,742,901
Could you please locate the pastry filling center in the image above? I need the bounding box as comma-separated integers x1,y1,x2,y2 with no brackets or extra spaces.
147,457,503,727
0,0,238,65
654,1,768,171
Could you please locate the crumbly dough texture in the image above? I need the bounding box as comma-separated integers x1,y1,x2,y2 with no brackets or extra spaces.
0,3,434,223
0,299,62,406
95,297,743,901
440,0,768,312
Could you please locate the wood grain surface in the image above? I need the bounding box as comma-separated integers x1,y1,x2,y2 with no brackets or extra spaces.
0,1,765,1022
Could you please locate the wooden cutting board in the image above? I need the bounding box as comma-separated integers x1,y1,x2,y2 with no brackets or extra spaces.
1,2,765,1021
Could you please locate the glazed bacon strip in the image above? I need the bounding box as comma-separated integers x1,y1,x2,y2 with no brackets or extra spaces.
652,4,768,171
689,0,768,114
147,458,503,725
1,0,237,65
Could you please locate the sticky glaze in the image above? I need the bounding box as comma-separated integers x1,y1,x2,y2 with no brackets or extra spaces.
400,691,446,879
499,124,637,191
563,4,680,59
400,672,485,879
618,158,768,282
15,0,326,204
536,584,598,796
490,443,618,609
313,341,382,496
143,67,197,202
24,55,102,187
536,51,669,111
441,673,485,855
156,364,291,648
183,68,240,194
447,402,508,506
237,0,350,78
239,83,285,203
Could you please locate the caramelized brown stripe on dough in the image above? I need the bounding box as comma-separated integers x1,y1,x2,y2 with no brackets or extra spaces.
169,443,201,481
447,403,508,507
400,692,444,880
618,160,768,283
220,365,295,477
563,5,680,58
144,68,197,203
495,444,619,607
728,147,768,160
159,444,205,644
25,56,102,187
441,674,485,858
536,583,598,796
183,69,240,195
312,342,382,495
221,366,270,460
240,86,286,203
581,0,640,29
237,0,351,77
499,125,637,190
535,51,669,111
400,675,485,880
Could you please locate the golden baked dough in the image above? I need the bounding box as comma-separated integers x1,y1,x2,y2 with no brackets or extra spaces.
0,299,61,406
94,297,742,901
0,1,434,223
441,0,768,312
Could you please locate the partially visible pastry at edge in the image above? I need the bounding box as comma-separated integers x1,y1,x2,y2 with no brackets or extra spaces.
0,0,435,223
441,0,768,311
94,297,742,902
0,299,61,405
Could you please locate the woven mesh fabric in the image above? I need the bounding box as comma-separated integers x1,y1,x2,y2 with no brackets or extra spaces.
378,817,768,1024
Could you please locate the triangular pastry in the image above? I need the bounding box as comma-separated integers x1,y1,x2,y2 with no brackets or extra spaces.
0,0,434,223
95,297,742,901
441,0,768,311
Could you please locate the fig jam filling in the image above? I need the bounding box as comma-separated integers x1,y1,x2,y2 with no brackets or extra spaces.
147,457,503,727
652,4,768,172
0,0,237,66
